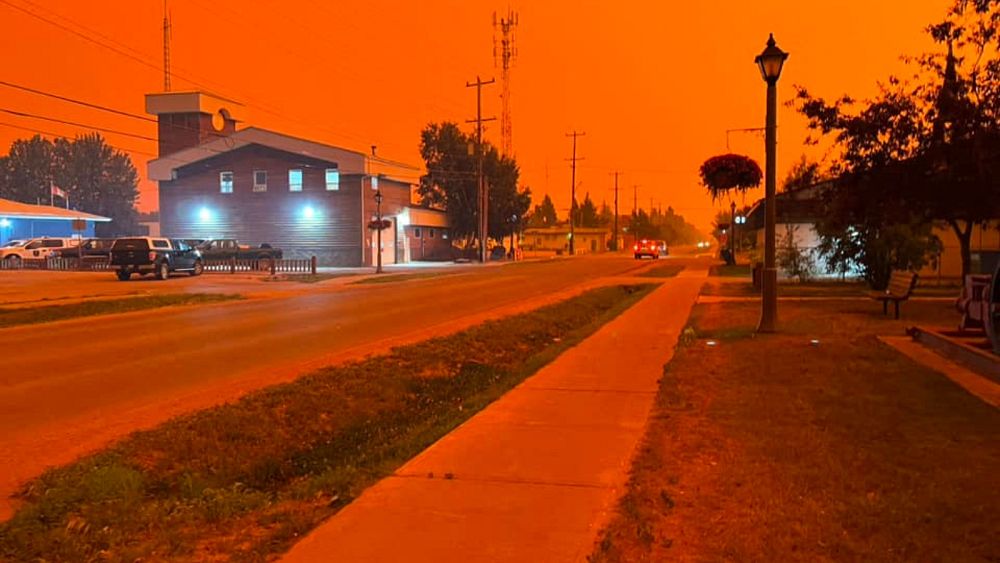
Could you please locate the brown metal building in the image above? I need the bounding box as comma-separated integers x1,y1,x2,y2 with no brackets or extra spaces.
145,91,445,266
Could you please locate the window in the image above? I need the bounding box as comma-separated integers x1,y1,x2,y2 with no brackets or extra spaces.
42,240,64,248
325,168,340,191
428,228,435,238
220,171,234,194
152,239,170,249
253,170,268,192
413,228,422,239
289,169,303,192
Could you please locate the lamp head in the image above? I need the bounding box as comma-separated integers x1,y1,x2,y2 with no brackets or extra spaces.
755,33,788,84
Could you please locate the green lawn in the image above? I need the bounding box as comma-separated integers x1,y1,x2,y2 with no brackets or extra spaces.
1,284,656,562
592,299,997,562
0,294,243,329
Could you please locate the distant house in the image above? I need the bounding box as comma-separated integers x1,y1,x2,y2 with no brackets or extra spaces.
145,91,447,266
0,198,110,245
743,182,1000,279
522,226,610,255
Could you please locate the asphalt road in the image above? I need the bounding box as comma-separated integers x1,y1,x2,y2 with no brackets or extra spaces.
0,254,668,519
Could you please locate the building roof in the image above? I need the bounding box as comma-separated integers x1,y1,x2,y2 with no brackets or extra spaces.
524,226,610,235
744,181,830,231
0,198,111,222
148,127,422,183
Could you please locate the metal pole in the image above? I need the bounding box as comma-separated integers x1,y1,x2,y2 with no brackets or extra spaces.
569,133,576,256
612,172,619,251
758,78,779,332
730,200,736,260
376,191,383,274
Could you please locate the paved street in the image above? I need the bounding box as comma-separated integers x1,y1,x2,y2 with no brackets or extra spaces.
0,255,672,520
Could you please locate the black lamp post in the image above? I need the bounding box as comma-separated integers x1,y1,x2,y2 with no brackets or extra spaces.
754,33,788,333
373,188,384,274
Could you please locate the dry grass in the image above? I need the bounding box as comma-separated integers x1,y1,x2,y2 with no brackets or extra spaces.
591,298,999,562
0,293,242,329
0,284,655,562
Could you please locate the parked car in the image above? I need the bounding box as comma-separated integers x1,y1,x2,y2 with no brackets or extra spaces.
109,237,203,281
54,238,115,259
196,239,283,260
0,237,80,264
633,239,668,259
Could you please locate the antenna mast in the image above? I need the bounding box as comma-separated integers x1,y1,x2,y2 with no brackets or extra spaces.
493,8,518,156
163,0,171,91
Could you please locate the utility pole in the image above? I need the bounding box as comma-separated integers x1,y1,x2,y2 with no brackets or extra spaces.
632,184,639,216
565,130,585,255
162,0,171,91
609,171,621,251
466,76,496,263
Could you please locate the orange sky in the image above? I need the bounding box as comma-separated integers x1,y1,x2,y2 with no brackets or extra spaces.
0,0,950,231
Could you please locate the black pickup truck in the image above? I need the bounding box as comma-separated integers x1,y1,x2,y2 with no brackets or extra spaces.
196,239,283,260
54,238,115,259
109,237,203,281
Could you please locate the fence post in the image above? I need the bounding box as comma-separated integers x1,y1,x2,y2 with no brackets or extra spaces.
311,256,317,275
230,257,236,274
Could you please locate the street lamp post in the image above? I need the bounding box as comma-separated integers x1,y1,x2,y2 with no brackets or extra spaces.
754,33,788,333
374,188,384,274
730,200,737,262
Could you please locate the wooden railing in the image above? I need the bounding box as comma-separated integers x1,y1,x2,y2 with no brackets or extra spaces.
1,256,318,275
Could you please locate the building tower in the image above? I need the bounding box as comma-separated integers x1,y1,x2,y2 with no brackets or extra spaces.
493,8,518,156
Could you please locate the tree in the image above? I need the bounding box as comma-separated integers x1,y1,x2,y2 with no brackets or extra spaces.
794,0,1000,282
597,201,614,227
627,209,658,240
418,121,531,248
781,155,821,192
526,194,558,228
1,135,54,204
52,134,140,236
0,133,140,235
578,193,599,227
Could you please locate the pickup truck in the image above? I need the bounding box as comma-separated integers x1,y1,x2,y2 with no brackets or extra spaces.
54,238,115,259
109,237,203,281
196,239,283,261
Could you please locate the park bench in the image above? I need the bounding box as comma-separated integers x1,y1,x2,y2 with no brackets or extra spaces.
870,270,918,319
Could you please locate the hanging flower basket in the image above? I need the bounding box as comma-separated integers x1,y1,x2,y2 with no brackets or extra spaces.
367,219,392,230
699,154,762,200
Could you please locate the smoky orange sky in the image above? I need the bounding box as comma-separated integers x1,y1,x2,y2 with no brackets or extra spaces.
0,0,950,232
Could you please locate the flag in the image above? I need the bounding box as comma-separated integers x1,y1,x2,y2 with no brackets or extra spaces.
50,184,68,208
50,185,66,198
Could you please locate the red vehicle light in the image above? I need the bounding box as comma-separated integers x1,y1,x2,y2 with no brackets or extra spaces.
148,251,157,261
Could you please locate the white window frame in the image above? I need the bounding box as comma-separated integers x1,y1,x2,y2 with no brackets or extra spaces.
325,168,340,191
289,169,303,192
220,171,234,194
253,170,268,192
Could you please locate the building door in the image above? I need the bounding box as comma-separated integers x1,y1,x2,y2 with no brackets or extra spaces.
371,220,396,266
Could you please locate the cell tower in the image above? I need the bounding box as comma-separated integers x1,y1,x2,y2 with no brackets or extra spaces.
493,8,518,156
163,0,172,91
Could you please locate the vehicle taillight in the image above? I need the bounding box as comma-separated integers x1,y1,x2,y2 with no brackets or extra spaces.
148,251,157,261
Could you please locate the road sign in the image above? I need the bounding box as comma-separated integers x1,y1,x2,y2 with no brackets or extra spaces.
71,219,86,232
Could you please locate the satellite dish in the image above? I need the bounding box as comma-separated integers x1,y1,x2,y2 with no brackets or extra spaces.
211,109,227,132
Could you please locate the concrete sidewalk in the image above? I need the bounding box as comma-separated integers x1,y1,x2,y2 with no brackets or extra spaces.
282,269,707,562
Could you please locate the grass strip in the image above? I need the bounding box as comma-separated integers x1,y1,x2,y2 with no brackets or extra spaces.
351,272,451,284
708,264,751,277
638,265,685,278
0,283,656,562
591,299,998,562
263,273,356,284
0,293,243,329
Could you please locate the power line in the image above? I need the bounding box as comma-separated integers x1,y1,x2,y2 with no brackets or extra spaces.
0,80,156,123
0,121,158,157
0,108,157,142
